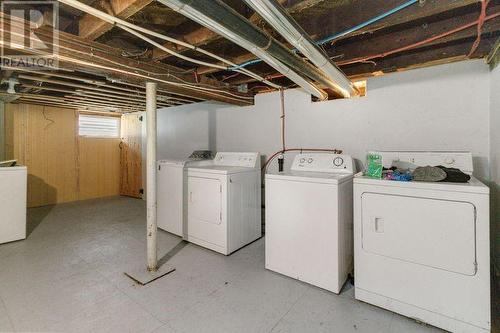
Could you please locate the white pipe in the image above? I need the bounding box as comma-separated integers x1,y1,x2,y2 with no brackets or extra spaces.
146,81,158,271
243,0,355,98
158,0,327,100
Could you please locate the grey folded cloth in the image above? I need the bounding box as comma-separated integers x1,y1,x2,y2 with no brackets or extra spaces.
412,166,447,182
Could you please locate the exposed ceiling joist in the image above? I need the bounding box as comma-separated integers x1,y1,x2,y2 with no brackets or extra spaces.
343,35,498,79
194,0,483,76
0,12,254,106
79,0,154,40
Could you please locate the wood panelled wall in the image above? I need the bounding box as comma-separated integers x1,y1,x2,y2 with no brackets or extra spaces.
4,103,121,207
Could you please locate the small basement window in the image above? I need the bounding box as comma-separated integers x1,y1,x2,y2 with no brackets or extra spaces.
79,115,121,138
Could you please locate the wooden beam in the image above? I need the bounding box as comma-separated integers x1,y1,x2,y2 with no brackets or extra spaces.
342,36,497,79
193,0,481,75
79,0,154,40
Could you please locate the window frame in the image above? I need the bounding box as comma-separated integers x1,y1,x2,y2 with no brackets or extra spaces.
78,114,121,139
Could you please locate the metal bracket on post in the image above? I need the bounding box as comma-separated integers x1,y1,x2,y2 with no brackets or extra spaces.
125,82,175,285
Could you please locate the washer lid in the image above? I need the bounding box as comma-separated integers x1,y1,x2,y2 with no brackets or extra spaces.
354,174,489,194
188,165,257,175
266,170,353,184
158,159,188,167
158,159,214,168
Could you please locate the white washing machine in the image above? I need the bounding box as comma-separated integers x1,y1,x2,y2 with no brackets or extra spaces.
0,165,27,244
157,153,213,237
265,153,355,293
186,152,261,255
354,151,490,333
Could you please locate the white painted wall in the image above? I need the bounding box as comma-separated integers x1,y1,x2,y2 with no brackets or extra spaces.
216,60,491,179
490,65,500,267
141,101,220,199
156,101,219,160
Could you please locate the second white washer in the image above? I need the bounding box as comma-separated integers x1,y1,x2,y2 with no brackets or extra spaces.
265,153,355,293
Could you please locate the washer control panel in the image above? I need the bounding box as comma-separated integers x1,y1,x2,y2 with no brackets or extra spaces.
213,152,260,168
291,153,354,173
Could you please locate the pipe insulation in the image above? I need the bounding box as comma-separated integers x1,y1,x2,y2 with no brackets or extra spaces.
158,0,330,100
244,0,355,98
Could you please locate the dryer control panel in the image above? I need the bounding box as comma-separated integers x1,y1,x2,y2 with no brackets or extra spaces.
370,151,473,175
213,152,260,168
291,153,354,173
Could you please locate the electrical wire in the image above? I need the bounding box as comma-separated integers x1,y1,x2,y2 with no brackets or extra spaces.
467,0,490,57
260,89,342,172
261,10,500,81
116,25,280,88
279,88,285,152
318,0,419,45
118,24,230,70
56,0,280,88
232,0,419,70
336,11,500,66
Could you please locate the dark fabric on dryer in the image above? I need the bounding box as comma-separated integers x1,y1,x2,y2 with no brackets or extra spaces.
436,166,471,183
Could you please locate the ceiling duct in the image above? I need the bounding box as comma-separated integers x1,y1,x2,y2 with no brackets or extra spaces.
158,0,332,100
243,0,355,98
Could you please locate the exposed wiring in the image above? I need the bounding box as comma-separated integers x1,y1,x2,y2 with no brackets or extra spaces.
232,0,419,70
121,48,149,58
467,0,490,57
54,0,280,88
117,23,280,88
279,88,285,152
221,72,241,82
336,11,500,66
317,0,419,45
260,89,342,173
262,10,500,81
118,23,231,70
0,20,254,102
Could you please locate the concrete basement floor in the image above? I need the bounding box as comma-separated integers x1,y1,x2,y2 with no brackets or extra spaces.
0,196,496,332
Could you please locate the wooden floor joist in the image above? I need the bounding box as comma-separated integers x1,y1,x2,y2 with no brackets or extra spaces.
79,0,155,40
0,12,254,107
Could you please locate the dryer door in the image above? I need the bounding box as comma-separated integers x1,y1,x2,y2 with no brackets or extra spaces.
188,176,222,225
187,175,226,249
361,193,476,275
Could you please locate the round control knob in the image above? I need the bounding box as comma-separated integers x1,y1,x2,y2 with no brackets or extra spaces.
445,157,455,165
333,157,344,167
300,158,306,163
308,158,313,163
